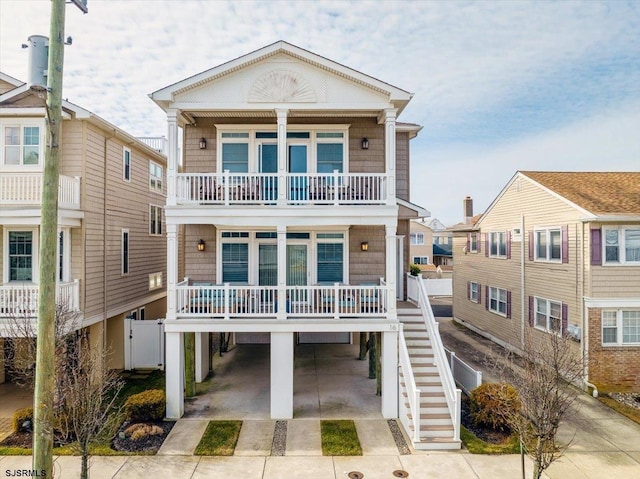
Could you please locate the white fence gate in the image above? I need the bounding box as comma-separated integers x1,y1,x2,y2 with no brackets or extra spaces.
125,317,164,370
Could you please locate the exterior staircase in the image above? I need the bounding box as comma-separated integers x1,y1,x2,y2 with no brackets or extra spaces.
398,307,461,450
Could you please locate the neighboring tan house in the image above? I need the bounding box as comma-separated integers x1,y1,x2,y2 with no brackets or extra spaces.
0,69,167,378
410,219,434,268
150,41,460,449
453,171,640,391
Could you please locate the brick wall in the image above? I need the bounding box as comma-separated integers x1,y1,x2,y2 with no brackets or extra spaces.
588,307,640,391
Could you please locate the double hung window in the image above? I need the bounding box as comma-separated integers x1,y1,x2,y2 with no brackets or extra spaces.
602,310,640,345
489,287,507,315
3,125,40,166
489,232,507,258
534,297,562,333
535,229,562,261
410,233,425,245
604,227,640,264
9,231,33,281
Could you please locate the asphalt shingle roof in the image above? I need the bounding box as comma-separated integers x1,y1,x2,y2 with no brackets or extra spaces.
521,171,640,215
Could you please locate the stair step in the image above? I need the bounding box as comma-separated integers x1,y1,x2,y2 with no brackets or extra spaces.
407,412,451,421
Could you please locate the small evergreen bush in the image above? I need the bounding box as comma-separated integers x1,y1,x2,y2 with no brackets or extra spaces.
469,383,520,432
124,389,165,422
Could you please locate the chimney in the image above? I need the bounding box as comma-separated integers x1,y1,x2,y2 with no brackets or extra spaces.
464,196,473,225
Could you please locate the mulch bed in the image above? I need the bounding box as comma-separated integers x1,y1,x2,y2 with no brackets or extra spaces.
111,420,175,453
1,420,175,454
461,395,512,444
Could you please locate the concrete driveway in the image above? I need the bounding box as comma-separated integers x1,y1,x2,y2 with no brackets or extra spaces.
185,342,382,420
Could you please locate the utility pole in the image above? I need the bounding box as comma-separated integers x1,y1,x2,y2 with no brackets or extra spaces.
32,1,87,475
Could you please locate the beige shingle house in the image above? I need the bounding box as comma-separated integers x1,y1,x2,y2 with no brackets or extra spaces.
453,171,640,391
150,41,461,449
0,71,167,376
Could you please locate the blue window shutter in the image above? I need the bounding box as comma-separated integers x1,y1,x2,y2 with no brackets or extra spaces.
485,286,489,310
506,231,512,259
528,296,534,327
506,290,512,319
562,225,569,264
562,303,568,336
591,228,602,266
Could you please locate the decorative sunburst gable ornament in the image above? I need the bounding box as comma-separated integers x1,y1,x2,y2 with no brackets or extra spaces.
248,69,317,103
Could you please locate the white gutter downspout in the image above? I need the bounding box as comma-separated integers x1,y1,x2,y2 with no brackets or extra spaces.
520,213,525,347
580,222,598,397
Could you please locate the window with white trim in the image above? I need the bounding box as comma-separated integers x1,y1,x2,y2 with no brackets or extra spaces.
412,256,429,265
2,124,41,166
535,228,562,261
149,161,163,192
469,282,479,303
149,272,163,290
534,297,562,333
121,229,129,275
410,233,424,245
123,147,131,181
9,231,33,281
489,287,507,315
603,227,640,264
489,232,507,258
149,205,163,236
469,233,478,253
602,310,640,345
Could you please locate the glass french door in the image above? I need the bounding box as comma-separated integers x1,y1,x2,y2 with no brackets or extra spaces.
288,144,308,201
258,144,278,201
287,244,308,306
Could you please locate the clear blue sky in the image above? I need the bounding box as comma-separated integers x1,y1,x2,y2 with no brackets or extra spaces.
1,0,638,225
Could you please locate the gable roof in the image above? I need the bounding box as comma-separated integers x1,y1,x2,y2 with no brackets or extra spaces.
150,40,413,114
520,171,640,215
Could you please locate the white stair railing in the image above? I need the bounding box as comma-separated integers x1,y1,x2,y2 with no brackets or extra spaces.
412,274,461,441
398,324,421,442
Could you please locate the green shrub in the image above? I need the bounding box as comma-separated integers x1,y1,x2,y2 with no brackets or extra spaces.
470,383,520,432
409,263,422,276
12,407,33,433
124,389,165,422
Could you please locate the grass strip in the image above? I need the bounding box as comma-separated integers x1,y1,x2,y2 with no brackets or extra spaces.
598,396,640,425
460,425,520,454
194,420,242,456
320,419,362,456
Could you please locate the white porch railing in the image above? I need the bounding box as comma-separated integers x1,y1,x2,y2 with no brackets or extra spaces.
175,172,388,205
407,274,461,442
137,136,167,154
175,282,388,319
0,173,81,209
0,279,80,318
399,325,421,442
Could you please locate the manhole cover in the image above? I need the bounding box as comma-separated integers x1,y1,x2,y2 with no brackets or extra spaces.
347,472,364,479
393,471,409,478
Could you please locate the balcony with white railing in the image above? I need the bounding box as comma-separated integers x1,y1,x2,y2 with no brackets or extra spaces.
175,171,389,206
0,279,80,320
0,173,81,209
176,281,389,321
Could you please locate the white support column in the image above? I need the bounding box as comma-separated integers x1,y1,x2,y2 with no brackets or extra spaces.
277,225,287,320
381,330,399,418
271,331,294,419
166,331,185,419
396,235,405,301
166,109,179,206
166,223,178,322
276,109,288,206
195,332,210,383
386,223,398,319
384,108,397,203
